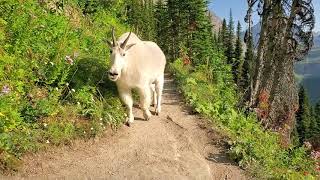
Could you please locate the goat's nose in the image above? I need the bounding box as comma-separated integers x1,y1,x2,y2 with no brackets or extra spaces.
109,71,119,76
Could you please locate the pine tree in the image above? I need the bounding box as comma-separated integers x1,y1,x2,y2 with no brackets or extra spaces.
127,0,156,41
240,31,253,96
220,19,228,48
312,100,320,136
296,86,313,143
187,0,215,65
233,21,243,85
155,0,169,54
226,10,234,65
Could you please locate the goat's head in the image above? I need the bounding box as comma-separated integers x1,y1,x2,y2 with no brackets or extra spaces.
107,28,136,82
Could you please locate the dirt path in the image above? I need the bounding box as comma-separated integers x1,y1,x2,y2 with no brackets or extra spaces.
8,74,246,180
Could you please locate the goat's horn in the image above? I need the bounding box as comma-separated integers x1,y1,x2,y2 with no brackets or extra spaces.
121,32,132,49
112,27,116,47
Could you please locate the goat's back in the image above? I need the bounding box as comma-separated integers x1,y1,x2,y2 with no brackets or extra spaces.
118,34,166,87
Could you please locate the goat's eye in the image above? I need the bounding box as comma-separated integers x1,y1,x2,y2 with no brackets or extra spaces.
122,53,126,57
109,50,112,54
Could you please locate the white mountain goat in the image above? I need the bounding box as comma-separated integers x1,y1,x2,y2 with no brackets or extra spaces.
107,28,166,126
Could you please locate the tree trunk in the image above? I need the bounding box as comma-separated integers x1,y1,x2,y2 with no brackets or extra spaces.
249,0,314,146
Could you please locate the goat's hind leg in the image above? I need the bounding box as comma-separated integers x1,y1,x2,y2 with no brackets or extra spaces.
155,76,164,116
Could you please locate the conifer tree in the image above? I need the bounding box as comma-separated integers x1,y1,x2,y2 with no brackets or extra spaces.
188,0,215,65
226,10,234,65
312,100,320,136
240,31,253,96
220,19,228,49
233,21,243,85
296,86,313,143
155,0,169,54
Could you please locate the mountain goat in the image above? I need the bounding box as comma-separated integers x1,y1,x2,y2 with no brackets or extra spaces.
107,28,166,126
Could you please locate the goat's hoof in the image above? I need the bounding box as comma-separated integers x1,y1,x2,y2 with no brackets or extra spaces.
155,108,161,116
143,111,152,121
125,121,131,127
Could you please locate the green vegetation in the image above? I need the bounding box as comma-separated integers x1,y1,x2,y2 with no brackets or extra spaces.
295,86,320,144
170,59,317,179
0,0,127,173
157,0,318,178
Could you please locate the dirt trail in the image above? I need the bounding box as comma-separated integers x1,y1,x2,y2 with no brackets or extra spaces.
8,74,246,180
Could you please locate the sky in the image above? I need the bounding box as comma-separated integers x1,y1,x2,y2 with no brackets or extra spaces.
209,0,320,32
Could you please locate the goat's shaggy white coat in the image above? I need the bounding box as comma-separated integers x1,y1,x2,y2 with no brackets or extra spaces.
108,32,166,125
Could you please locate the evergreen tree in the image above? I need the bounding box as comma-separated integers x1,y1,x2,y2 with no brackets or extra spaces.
240,30,253,96
312,100,320,136
296,86,313,143
226,10,234,65
233,21,243,85
155,0,169,54
127,0,156,41
188,0,215,65
220,19,228,49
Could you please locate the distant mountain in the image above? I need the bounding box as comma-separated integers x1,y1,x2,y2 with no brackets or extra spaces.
242,23,320,48
313,33,320,48
208,11,222,32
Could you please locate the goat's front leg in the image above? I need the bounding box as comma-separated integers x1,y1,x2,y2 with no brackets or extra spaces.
118,88,134,126
139,86,152,121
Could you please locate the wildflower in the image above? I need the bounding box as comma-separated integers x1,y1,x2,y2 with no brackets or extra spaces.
71,89,75,92
303,141,312,150
1,85,10,94
49,62,54,66
66,83,69,86
77,102,80,105
55,87,59,91
73,51,79,59
43,123,48,127
100,123,103,126
46,140,50,144
90,127,94,130
99,118,103,121
83,131,86,134
65,55,74,65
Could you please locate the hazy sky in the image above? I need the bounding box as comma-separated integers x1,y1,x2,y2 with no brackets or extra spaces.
209,0,320,32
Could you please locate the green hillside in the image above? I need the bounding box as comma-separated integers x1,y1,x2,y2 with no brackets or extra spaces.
0,0,127,172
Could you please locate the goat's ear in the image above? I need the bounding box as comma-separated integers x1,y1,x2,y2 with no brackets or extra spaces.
124,43,136,51
107,40,113,48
